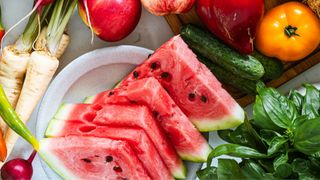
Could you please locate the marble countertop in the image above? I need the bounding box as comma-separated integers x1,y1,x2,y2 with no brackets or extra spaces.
1,0,320,179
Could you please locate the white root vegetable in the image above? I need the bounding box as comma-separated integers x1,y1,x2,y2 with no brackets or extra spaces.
3,51,59,162
35,27,70,59
0,46,30,108
0,46,30,132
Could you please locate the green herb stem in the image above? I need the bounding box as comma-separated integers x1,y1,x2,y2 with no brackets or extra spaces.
0,85,39,150
47,0,77,55
15,4,52,53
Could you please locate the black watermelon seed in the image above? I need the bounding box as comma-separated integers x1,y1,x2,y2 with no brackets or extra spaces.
153,111,159,117
150,62,157,69
81,158,91,163
200,95,207,103
113,166,122,172
105,156,113,162
133,71,139,78
148,54,152,58
94,155,99,157
188,93,196,101
108,91,114,96
161,72,170,78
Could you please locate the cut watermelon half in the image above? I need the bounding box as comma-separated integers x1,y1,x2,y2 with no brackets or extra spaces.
39,136,151,180
85,77,212,162
118,35,245,132
52,104,186,179
45,120,172,180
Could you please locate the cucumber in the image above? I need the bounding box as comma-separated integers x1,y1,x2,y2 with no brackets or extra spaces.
251,51,284,80
198,55,258,95
181,24,265,80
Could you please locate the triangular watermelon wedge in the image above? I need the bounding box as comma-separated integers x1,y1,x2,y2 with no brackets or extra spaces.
39,136,151,180
119,35,245,132
52,104,186,179
45,120,173,180
84,77,212,162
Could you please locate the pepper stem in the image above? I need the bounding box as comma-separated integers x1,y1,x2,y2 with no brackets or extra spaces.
284,25,300,37
0,85,39,150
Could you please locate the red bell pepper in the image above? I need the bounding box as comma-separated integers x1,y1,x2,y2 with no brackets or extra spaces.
196,0,264,54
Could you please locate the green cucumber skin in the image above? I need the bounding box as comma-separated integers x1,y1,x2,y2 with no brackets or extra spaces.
198,56,258,95
181,24,265,81
251,51,284,80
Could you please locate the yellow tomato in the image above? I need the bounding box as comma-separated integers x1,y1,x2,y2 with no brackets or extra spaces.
255,2,320,61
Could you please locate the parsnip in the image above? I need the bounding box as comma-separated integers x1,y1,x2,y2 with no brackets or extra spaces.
0,46,30,108
35,27,70,59
1,0,77,163
4,51,58,163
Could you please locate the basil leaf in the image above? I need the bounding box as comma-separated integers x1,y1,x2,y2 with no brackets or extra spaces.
274,163,292,178
241,160,275,179
292,158,320,179
208,144,268,165
267,136,287,156
253,96,281,131
290,115,308,132
258,87,297,129
288,90,303,113
273,152,288,170
260,129,282,146
217,129,233,143
197,167,218,180
218,119,266,151
301,84,320,119
217,159,244,179
294,118,320,155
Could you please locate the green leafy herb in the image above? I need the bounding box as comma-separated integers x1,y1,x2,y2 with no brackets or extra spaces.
198,84,320,179
301,84,320,119
288,90,303,113
217,159,245,179
197,167,218,180
294,118,320,155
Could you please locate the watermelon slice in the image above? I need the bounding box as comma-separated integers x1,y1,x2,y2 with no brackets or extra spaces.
39,136,151,180
85,77,212,162
52,104,186,179
45,120,173,180
118,35,245,132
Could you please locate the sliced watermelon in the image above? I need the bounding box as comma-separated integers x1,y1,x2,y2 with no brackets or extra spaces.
46,120,173,180
39,136,151,180
52,104,186,179
85,77,212,162
118,35,244,132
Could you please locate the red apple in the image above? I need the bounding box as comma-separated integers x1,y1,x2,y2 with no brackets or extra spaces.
78,0,141,42
141,0,195,16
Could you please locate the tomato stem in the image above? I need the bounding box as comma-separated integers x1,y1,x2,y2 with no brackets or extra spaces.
284,25,300,37
0,4,4,30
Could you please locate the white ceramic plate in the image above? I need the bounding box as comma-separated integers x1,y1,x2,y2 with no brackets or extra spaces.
36,46,203,180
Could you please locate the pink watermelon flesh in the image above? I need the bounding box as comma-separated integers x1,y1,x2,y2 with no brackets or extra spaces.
39,136,150,180
119,35,244,131
45,120,173,180
87,77,211,162
53,104,186,179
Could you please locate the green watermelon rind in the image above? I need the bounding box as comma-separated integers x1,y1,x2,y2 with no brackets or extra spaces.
45,118,65,137
39,139,78,179
50,104,188,179
191,105,245,132
83,96,94,104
